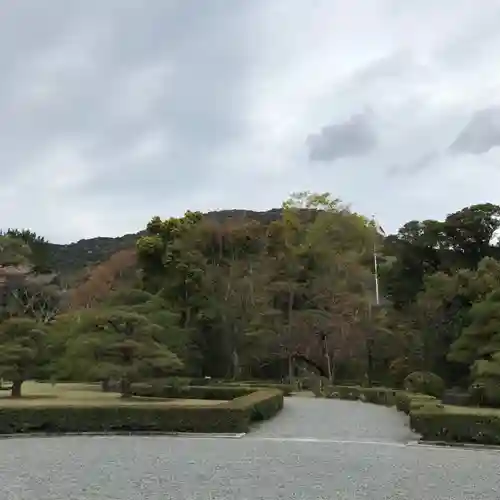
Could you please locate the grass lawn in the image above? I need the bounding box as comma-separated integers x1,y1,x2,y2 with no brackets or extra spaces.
0,382,227,407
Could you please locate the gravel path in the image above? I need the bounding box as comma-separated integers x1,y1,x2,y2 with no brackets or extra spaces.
250,397,417,442
1,399,499,499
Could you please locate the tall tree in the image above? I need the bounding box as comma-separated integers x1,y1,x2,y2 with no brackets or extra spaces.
0,318,47,397
57,308,183,397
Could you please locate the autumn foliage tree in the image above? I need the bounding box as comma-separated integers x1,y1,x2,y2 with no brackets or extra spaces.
67,248,137,310
136,192,383,383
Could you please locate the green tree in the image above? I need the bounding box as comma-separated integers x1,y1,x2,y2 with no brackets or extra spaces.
104,288,198,373
3,229,51,272
383,204,500,308
0,318,47,397
57,308,183,397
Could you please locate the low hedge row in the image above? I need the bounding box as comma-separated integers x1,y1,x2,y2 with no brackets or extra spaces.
394,392,441,414
320,383,500,446
322,385,399,406
131,383,284,420
228,388,284,422
0,403,249,434
410,406,500,445
131,383,254,401
0,388,284,435
127,378,293,395
224,381,294,396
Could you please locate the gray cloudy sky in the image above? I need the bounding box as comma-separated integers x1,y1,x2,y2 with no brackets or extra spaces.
3,0,500,243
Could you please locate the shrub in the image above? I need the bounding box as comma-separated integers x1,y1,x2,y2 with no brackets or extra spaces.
410,406,500,445
404,371,445,398
228,389,284,421
225,382,294,396
321,385,398,406
469,379,500,407
323,385,360,400
0,388,285,435
131,383,254,401
395,391,439,414
0,403,249,435
442,389,471,407
130,384,285,427
359,387,398,406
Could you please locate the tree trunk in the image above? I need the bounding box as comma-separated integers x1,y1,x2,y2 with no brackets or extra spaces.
323,334,333,383
287,287,295,385
11,380,22,398
120,377,132,398
101,378,110,392
288,354,294,385
366,337,374,387
232,349,240,380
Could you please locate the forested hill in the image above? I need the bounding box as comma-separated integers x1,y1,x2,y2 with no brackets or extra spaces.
47,209,286,274
3,192,500,403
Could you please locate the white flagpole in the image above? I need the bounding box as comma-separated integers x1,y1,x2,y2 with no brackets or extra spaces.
372,216,383,307
373,243,380,306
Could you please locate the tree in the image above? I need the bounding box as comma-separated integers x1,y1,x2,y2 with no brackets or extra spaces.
2,229,51,273
67,248,137,310
382,204,500,308
104,288,198,374
0,234,32,267
0,234,62,323
0,318,47,397
57,308,183,397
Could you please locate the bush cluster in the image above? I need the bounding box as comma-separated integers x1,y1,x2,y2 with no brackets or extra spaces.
403,371,445,398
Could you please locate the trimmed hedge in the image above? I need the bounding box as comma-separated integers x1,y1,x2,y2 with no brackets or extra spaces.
321,384,500,446
132,383,285,429
410,406,500,445
0,388,284,435
131,383,284,421
322,385,399,406
0,403,249,434
228,388,284,422
224,381,294,396
394,392,441,414
131,383,254,401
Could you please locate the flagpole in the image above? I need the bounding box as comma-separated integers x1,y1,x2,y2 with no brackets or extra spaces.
373,243,380,306
371,215,383,307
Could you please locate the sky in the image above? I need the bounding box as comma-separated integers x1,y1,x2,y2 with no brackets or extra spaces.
2,0,500,243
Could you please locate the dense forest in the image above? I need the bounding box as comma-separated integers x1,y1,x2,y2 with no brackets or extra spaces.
1,192,500,404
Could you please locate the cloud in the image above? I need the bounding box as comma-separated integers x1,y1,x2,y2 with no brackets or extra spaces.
3,0,500,243
387,151,441,177
449,106,500,154
306,110,377,162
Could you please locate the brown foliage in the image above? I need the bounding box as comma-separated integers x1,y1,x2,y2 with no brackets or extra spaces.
66,249,137,310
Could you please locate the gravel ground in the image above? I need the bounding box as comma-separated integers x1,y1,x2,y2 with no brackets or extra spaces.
1,398,499,499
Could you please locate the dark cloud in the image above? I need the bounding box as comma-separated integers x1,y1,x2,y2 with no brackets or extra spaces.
386,151,440,177
306,111,377,162
0,0,256,192
2,1,500,243
449,106,500,155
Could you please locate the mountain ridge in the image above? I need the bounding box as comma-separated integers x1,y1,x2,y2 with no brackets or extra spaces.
47,209,286,274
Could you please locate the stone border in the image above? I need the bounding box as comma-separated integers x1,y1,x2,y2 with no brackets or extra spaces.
415,439,500,451
0,431,246,440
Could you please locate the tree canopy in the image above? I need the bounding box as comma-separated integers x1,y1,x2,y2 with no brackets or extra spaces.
2,194,500,404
